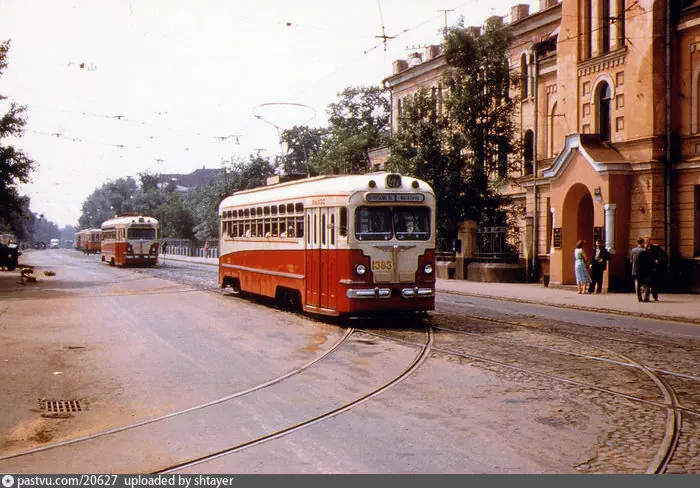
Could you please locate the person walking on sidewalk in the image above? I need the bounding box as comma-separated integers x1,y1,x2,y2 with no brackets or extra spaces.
631,237,652,302
588,239,611,293
644,235,667,301
574,240,592,294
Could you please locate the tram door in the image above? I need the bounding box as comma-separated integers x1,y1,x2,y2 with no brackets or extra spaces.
305,207,337,311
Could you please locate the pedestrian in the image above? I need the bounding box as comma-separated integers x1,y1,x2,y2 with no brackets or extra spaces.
204,241,210,258
630,237,652,302
162,241,167,255
574,240,592,294
588,239,611,293
644,235,667,301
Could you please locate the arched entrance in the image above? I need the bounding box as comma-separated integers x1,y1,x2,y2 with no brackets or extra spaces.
561,184,594,284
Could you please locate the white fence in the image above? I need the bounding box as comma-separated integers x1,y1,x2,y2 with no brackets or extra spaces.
163,246,219,259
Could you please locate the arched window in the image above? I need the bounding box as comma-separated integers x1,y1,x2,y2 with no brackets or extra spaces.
520,53,528,99
523,130,534,175
597,82,612,142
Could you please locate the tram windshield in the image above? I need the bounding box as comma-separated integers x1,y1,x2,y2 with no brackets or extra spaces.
355,206,430,241
127,227,156,240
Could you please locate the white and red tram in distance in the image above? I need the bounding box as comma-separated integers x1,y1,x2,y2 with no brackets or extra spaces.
100,215,159,266
218,173,436,316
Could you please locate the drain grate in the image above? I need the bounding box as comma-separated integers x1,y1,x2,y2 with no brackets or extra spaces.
39,399,86,413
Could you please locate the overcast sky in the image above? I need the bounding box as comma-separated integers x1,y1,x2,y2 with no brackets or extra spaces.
1,0,537,227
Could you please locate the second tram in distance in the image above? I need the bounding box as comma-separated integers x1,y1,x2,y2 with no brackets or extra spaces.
218,173,436,316
101,215,159,266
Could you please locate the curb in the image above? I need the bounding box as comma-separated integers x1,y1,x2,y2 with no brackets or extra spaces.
437,288,700,327
160,256,218,267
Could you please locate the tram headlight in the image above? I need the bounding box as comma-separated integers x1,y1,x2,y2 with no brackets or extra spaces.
423,264,433,275
355,264,367,276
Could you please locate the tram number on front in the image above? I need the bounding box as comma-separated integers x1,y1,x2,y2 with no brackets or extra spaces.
372,260,392,271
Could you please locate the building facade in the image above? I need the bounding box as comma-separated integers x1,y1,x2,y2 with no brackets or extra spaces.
384,0,700,292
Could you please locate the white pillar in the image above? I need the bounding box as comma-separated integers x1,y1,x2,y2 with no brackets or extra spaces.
550,207,556,253
604,203,617,254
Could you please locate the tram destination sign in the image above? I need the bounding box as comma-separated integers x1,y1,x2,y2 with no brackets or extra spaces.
365,193,425,203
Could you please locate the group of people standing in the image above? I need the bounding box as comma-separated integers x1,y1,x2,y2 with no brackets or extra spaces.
631,236,668,302
573,236,667,301
574,239,611,294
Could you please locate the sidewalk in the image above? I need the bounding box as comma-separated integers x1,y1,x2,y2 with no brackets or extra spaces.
161,253,700,326
437,279,700,325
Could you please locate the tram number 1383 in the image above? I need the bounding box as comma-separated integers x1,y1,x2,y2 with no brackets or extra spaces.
371,260,393,271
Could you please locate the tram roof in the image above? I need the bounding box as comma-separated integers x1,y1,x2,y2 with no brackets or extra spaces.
101,215,159,228
219,173,434,211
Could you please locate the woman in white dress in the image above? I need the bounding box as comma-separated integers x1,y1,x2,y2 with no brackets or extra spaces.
574,240,592,294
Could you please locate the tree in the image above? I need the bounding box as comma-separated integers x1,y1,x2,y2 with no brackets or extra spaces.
191,154,277,240
78,177,139,228
311,86,390,175
388,19,518,249
278,125,326,177
0,40,36,230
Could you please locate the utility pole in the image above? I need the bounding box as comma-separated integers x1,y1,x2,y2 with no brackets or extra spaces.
438,9,454,35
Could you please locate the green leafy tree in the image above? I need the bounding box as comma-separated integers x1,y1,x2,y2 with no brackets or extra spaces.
78,177,138,228
278,125,326,177
388,19,518,249
191,154,277,240
0,40,36,231
312,86,390,175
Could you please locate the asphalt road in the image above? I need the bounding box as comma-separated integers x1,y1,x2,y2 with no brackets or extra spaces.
1,249,698,473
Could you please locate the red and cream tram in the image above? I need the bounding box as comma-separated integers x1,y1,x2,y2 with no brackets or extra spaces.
218,173,436,316
100,215,159,266
84,229,102,254
74,230,88,251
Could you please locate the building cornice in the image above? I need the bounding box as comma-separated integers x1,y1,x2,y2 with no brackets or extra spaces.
384,56,446,89
509,4,562,38
577,47,627,76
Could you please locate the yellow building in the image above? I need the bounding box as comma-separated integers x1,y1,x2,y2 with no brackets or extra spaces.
384,0,700,292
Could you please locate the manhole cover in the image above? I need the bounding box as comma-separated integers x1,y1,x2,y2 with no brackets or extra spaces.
39,399,86,413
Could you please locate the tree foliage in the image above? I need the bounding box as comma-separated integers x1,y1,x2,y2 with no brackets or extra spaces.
278,125,326,177
387,19,518,250
307,86,390,175
0,40,36,234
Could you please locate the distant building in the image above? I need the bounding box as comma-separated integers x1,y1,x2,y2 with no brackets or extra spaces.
158,167,223,191
383,0,700,292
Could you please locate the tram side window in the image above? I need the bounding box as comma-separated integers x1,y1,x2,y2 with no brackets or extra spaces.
307,215,311,244
321,214,326,245
295,216,304,239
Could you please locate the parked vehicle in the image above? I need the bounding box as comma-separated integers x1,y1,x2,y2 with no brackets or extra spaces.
50,238,60,249
0,234,21,271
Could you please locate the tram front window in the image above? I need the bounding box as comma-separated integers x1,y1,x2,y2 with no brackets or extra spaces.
127,228,156,240
355,207,392,241
394,207,430,241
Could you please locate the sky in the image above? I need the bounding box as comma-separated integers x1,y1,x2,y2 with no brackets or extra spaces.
0,0,537,228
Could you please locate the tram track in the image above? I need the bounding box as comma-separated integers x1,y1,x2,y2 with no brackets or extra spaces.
154,326,434,473
0,327,354,462
365,310,690,474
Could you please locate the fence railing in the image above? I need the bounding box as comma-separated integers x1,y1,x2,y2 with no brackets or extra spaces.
473,226,520,264
162,245,219,259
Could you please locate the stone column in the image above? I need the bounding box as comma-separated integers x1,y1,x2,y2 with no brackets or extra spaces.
604,203,616,254
550,207,556,253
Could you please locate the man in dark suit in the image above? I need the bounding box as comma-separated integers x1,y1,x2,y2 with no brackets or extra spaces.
630,237,652,302
644,235,667,301
588,239,611,293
